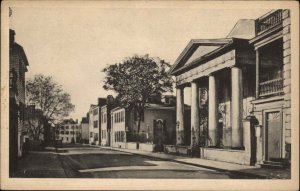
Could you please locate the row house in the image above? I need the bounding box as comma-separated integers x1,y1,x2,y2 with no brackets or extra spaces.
9,29,29,174
57,119,81,144
99,95,114,146
169,9,291,166
89,104,100,145
88,97,111,145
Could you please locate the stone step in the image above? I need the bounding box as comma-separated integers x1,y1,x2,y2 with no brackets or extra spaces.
261,160,285,169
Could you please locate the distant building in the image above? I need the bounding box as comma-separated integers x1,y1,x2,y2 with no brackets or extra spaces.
110,97,190,151
89,98,107,145
80,114,89,143
9,29,29,173
100,95,114,146
57,119,80,144
110,107,132,148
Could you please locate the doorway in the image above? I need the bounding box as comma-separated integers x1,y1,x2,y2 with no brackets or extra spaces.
265,110,282,161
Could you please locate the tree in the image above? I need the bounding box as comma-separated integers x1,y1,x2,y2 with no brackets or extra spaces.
25,75,75,142
103,54,173,133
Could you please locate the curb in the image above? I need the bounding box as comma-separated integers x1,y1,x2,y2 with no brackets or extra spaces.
99,146,267,179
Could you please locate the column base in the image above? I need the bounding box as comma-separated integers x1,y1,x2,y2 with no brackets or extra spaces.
176,130,185,145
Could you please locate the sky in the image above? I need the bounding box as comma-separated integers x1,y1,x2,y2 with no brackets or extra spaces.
9,3,270,121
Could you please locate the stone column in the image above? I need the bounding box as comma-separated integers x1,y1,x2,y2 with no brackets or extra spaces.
231,67,243,147
191,82,200,147
208,75,217,146
176,87,185,145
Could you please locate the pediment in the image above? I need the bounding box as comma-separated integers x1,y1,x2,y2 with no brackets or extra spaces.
170,39,231,75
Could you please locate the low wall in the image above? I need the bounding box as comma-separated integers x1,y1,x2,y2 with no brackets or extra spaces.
113,142,126,149
126,142,137,150
139,143,155,152
164,145,192,156
200,147,250,165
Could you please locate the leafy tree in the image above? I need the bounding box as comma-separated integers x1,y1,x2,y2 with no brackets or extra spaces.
24,106,44,140
103,55,173,133
25,75,75,142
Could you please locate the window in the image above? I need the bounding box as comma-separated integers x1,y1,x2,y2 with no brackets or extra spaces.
71,131,74,135
93,120,98,128
61,131,64,134
66,126,69,129
93,108,98,115
104,113,107,123
66,131,69,135
71,126,74,129
90,132,93,137
95,133,98,140
66,137,69,141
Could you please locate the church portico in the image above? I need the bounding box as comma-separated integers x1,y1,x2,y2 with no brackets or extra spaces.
170,37,256,164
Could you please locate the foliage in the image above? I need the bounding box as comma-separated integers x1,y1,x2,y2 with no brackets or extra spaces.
103,55,173,132
25,75,75,139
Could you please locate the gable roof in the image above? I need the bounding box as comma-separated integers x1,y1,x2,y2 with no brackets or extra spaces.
169,38,234,75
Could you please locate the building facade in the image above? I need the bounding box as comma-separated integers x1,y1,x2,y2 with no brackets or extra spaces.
89,104,100,145
57,119,81,144
80,114,89,143
100,95,114,146
9,29,29,173
169,9,291,166
110,107,132,148
249,9,291,165
110,97,190,152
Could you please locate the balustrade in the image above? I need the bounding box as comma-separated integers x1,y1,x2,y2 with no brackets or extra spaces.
256,10,282,34
259,78,283,97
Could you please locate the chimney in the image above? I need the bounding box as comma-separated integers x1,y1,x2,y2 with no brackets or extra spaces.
106,95,114,106
98,97,106,107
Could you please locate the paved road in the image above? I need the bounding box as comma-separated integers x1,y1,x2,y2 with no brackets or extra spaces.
57,146,248,179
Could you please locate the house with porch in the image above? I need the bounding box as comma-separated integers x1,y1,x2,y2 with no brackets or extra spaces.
169,9,291,166
249,9,291,166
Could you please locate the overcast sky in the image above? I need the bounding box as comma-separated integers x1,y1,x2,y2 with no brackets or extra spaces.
9,3,270,121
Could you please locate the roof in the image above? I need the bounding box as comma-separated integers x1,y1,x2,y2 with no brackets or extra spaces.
111,106,125,112
170,38,250,75
226,19,255,39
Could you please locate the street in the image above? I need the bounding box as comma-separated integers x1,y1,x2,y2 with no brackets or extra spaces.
11,145,290,179
58,147,224,178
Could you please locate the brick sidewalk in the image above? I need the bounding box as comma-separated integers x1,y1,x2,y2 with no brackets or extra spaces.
11,151,67,178
100,146,291,179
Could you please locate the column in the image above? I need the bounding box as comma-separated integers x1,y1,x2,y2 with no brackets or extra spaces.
176,87,185,145
231,67,243,147
191,82,200,147
208,75,217,146
255,50,260,98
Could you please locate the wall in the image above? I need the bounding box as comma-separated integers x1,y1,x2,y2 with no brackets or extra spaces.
81,123,89,141
100,106,108,146
59,123,81,143
282,9,291,158
89,106,100,144
132,108,176,145
200,147,250,165
111,108,126,147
